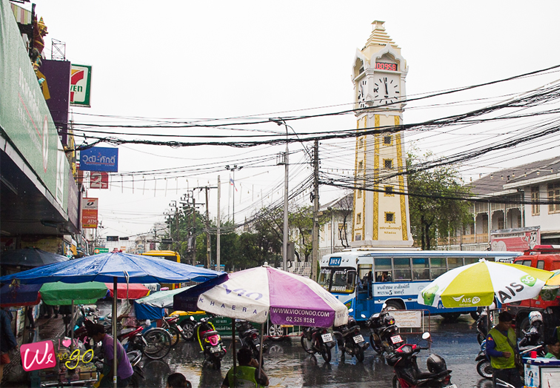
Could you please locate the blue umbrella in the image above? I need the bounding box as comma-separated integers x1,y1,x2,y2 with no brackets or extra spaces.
0,252,224,387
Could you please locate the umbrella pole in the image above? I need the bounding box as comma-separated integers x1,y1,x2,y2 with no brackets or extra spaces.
70,300,75,350
113,277,118,388
258,322,265,379
232,318,236,378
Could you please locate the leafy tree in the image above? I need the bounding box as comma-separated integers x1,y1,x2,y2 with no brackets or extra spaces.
407,149,473,250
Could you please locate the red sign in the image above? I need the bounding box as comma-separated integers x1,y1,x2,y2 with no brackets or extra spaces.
82,197,98,228
490,227,540,252
21,340,57,371
90,171,109,189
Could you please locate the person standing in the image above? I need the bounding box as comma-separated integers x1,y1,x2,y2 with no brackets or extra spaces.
0,308,18,383
88,323,133,387
545,338,560,359
222,347,269,387
486,311,523,388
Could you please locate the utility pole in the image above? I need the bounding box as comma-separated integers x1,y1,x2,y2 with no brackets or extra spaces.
217,175,221,271
205,187,211,269
311,140,319,281
192,196,197,266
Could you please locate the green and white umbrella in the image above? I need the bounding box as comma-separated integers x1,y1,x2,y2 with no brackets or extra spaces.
418,259,554,308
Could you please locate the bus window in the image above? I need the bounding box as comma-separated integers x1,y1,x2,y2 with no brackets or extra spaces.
430,257,446,279
374,258,392,282
412,258,429,280
318,268,331,290
464,257,479,265
447,257,463,270
394,258,411,280
331,269,356,293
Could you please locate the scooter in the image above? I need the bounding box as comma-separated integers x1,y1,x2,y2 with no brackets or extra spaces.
366,303,403,356
236,319,268,364
388,333,456,388
333,314,369,362
300,326,336,363
475,339,492,379
191,316,226,369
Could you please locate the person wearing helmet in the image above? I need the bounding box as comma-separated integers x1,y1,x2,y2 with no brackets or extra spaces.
486,311,522,388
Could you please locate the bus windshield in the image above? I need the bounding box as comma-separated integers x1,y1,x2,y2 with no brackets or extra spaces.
320,267,357,293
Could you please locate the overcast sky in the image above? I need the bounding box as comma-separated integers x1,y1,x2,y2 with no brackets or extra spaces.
33,0,560,240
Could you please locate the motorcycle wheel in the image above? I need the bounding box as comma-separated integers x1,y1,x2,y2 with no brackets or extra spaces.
392,375,401,388
477,359,493,379
181,321,196,341
143,328,171,360
167,327,180,347
213,358,221,370
301,336,315,354
320,343,332,363
355,347,365,363
369,335,383,355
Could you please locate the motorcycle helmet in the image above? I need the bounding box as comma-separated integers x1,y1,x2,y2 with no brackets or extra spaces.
426,354,447,373
529,311,543,326
348,316,357,326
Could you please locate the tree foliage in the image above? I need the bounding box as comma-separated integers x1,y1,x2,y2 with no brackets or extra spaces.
407,149,473,250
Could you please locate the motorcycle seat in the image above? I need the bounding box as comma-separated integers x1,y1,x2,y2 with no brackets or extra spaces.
203,330,219,338
416,369,452,383
121,328,136,335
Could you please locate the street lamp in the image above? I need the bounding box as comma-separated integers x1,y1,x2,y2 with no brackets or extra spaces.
225,164,242,225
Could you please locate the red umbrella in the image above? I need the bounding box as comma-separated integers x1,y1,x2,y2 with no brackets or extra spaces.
104,283,150,299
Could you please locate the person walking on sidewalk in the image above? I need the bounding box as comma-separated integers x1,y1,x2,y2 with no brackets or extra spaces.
1,308,18,383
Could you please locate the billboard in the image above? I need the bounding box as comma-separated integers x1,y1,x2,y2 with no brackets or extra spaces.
490,227,540,252
70,64,92,107
90,171,109,189
80,147,118,172
40,60,71,144
82,198,98,229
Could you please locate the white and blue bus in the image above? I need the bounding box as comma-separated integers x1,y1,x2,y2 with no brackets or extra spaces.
318,249,522,321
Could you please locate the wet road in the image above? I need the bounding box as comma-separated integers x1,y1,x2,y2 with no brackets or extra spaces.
141,315,495,387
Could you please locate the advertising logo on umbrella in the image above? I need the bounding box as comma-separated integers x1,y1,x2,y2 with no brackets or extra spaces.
421,285,439,305
520,274,537,287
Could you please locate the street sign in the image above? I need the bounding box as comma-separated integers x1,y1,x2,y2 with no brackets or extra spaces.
93,247,109,254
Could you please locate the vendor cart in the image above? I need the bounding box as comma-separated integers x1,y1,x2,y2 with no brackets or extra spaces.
523,357,560,388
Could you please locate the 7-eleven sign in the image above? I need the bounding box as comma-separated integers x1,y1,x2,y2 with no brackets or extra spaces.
70,64,92,107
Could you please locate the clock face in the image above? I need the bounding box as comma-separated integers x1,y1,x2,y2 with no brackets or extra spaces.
357,79,367,108
373,75,400,105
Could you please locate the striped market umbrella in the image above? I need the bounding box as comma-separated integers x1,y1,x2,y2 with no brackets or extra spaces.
418,259,554,308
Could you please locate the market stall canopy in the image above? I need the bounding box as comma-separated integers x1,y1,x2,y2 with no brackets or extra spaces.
545,269,560,286
0,248,69,267
0,283,41,307
174,266,348,327
104,283,150,300
40,282,109,305
135,287,190,309
418,259,554,308
0,252,225,285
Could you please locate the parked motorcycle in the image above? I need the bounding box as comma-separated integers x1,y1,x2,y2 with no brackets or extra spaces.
161,315,189,346
476,308,489,345
388,333,456,388
475,339,492,379
191,316,226,369
236,319,268,364
366,303,403,355
333,315,369,362
300,326,336,363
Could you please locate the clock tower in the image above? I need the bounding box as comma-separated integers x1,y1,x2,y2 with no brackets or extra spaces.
350,20,413,248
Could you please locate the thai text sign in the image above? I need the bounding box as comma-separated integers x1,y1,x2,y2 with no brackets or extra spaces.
82,198,98,228
391,310,422,328
491,227,540,252
70,64,92,107
90,171,109,189
80,147,118,172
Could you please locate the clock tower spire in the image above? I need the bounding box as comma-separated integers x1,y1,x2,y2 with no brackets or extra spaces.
350,20,413,248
